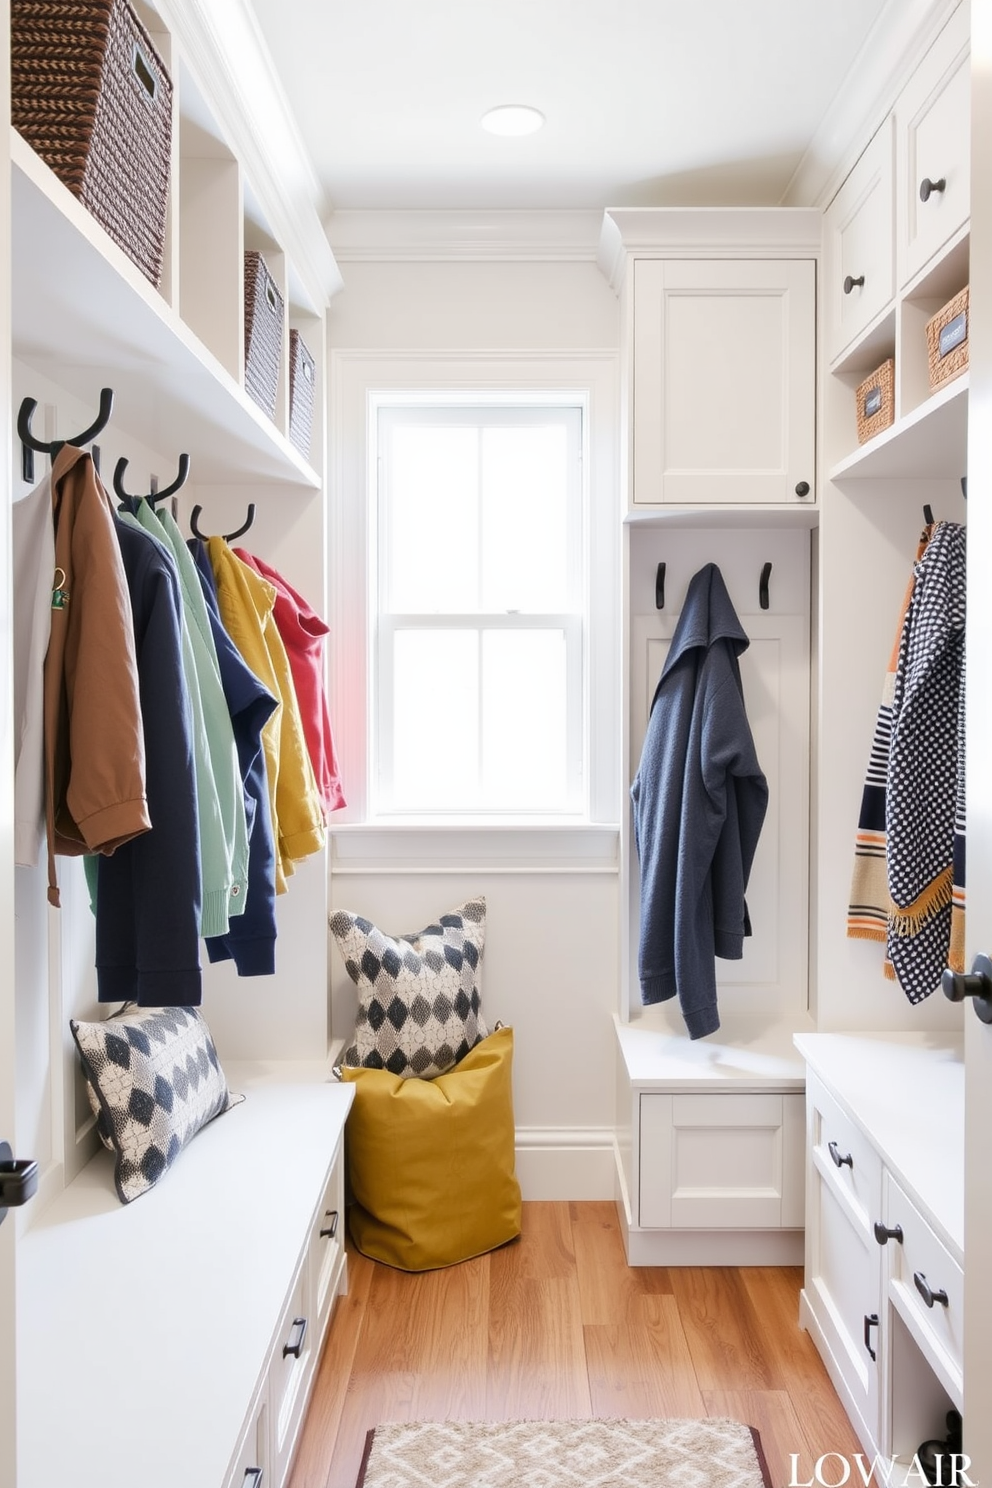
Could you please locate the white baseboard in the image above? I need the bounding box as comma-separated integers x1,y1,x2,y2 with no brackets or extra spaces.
514,1126,615,1200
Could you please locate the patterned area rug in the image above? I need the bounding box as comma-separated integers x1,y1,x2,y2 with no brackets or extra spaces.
355,1417,773,1487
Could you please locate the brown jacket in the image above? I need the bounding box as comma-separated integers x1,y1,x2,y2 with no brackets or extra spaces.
43,446,151,906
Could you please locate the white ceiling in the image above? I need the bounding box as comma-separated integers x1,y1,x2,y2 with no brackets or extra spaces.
248,0,890,214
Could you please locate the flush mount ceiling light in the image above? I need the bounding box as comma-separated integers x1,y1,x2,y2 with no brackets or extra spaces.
480,104,545,137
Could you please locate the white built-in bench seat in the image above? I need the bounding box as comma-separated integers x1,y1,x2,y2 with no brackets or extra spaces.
18,1063,353,1488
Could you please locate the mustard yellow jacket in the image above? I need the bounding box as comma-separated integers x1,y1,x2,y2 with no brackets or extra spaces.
208,538,325,893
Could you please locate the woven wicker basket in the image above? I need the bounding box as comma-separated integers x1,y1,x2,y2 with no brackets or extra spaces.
288,330,316,457
926,286,969,392
244,251,284,419
11,0,173,288
855,358,895,445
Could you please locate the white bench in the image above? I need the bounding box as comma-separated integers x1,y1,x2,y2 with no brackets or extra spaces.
18,1063,353,1488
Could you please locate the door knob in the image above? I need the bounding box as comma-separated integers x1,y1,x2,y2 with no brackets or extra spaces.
919,176,946,202
0,1141,39,1227
941,953,992,1024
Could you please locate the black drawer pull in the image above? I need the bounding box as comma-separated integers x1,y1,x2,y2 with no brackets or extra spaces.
919,176,947,202
914,1272,949,1309
873,1221,903,1246
828,1140,853,1169
843,274,865,295
282,1315,308,1359
864,1312,879,1361
320,1209,339,1240
242,1470,263,1488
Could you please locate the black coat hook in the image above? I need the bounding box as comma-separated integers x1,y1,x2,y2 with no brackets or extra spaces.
189,503,256,543
961,477,967,500
17,387,114,456
759,561,772,611
924,504,934,525
113,453,190,506
655,562,666,611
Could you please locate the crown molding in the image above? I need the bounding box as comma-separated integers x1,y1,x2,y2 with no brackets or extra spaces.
325,209,604,262
156,0,342,306
596,208,822,293
783,0,965,209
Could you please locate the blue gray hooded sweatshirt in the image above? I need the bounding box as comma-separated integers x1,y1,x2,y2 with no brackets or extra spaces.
630,563,768,1039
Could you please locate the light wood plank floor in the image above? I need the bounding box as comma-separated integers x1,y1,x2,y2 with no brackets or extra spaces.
288,1201,861,1488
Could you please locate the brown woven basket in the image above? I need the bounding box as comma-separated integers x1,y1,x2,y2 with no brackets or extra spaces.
288,330,316,457
11,0,173,288
244,251,284,419
855,358,895,445
926,286,969,392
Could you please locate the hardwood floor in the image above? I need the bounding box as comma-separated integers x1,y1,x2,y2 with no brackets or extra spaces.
287,1201,861,1488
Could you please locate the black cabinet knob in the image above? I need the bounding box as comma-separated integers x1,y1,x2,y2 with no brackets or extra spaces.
843,275,865,295
873,1220,904,1246
828,1140,853,1169
795,480,810,498
941,953,992,1024
914,1272,949,1309
919,176,947,202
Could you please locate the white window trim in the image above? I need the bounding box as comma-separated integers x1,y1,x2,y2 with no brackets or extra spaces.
328,351,620,856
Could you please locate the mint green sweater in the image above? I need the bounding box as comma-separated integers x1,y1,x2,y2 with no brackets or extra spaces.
120,504,248,938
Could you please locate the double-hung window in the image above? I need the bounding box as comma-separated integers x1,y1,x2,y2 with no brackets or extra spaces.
372,396,586,817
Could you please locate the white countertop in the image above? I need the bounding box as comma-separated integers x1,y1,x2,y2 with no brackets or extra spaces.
794,1032,964,1259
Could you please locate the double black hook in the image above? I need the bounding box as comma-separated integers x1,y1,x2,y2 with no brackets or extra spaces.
18,387,115,481
189,503,256,543
655,561,773,611
113,453,190,506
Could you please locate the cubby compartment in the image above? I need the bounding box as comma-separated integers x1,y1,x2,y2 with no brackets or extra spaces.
888,1308,962,1473
178,63,243,381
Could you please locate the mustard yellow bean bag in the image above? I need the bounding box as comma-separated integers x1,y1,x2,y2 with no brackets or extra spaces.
340,1025,521,1271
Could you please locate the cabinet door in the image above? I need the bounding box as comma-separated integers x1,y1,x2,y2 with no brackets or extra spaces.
639,1090,804,1229
632,258,815,505
895,3,969,289
824,120,895,363
224,1391,269,1488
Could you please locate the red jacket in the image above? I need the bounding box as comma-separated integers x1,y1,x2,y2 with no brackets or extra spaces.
234,550,345,818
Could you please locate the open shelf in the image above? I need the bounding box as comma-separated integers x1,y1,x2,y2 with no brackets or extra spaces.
11,129,319,488
624,503,819,529
829,373,968,481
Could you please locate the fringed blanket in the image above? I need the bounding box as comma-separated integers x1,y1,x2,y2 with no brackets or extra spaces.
848,521,966,1003
847,526,932,967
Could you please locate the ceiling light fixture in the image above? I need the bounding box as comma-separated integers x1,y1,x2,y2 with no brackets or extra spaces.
480,104,545,137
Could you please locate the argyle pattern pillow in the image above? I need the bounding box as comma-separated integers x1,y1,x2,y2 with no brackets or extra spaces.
70,1005,241,1204
331,897,489,1079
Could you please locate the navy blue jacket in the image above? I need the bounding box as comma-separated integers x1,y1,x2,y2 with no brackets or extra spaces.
189,539,279,976
630,564,768,1039
96,514,202,1005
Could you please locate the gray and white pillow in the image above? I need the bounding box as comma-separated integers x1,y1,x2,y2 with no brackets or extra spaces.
70,1005,242,1204
330,897,489,1079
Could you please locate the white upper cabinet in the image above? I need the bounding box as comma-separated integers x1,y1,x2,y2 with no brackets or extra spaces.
632,257,816,506
824,120,895,366
896,2,970,290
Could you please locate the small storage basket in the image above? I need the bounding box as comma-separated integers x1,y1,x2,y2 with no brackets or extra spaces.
855,358,895,444
11,0,173,288
244,251,284,419
288,330,316,457
926,286,969,392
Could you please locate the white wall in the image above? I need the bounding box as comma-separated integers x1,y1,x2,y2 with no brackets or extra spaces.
325,236,622,1198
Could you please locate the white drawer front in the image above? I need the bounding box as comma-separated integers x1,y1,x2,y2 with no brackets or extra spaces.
884,1172,963,1399
825,119,895,363
896,2,970,287
270,1262,314,1488
808,1164,880,1414
224,1391,269,1488
808,1073,882,1237
311,1138,346,1339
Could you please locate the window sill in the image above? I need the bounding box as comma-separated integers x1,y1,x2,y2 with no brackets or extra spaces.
328,820,620,875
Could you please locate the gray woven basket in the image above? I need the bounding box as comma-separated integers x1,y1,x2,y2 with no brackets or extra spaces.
244,250,284,419
11,0,173,288
288,329,316,457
